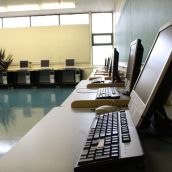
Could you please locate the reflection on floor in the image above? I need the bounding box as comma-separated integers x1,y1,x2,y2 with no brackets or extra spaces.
0,87,74,157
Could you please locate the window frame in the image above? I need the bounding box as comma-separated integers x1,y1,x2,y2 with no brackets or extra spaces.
92,33,113,46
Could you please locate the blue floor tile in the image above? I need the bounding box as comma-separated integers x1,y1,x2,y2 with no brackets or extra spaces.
0,88,74,157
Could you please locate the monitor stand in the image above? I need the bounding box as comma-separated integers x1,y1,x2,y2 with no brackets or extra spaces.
121,80,130,96
148,106,172,136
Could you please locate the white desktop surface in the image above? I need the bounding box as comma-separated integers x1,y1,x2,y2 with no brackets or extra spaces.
61,84,97,107
0,107,95,172
75,79,91,89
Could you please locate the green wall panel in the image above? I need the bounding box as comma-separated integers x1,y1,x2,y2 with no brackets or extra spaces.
116,0,172,62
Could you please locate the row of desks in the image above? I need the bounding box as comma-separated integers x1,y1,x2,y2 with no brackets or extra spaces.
0,79,171,172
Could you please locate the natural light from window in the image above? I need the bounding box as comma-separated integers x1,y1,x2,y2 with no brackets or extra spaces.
31,15,59,27
93,46,112,66
93,35,112,44
3,17,30,28
92,13,113,66
92,13,112,33
60,14,89,25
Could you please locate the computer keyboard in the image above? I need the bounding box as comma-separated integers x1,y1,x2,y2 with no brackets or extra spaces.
96,87,120,99
74,111,144,172
91,78,104,83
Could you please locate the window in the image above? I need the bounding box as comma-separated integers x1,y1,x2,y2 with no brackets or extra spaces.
91,13,113,66
60,14,89,25
92,13,112,33
92,33,113,45
3,17,30,28
93,46,113,66
31,15,59,27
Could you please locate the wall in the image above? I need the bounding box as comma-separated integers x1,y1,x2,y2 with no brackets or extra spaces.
115,0,172,62
113,0,126,48
0,25,91,66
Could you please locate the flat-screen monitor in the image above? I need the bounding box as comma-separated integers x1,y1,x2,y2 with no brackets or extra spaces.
41,60,49,68
20,61,29,68
105,58,107,67
106,57,110,71
65,59,75,67
123,39,144,95
129,21,172,131
112,48,121,83
108,58,112,77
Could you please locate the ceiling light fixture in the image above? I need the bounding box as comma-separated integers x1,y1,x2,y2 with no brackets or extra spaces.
0,7,6,13
7,4,40,12
41,1,75,10
0,1,75,13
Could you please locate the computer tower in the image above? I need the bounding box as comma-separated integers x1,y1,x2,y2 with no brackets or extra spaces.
2,72,7,85
75,70,81,83
50,70,55,84
25,71,30,84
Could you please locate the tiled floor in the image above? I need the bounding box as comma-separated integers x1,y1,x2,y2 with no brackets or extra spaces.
0,87,74,157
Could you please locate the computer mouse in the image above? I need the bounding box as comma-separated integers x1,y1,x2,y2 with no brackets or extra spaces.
122,90,130,96
95,105,120,115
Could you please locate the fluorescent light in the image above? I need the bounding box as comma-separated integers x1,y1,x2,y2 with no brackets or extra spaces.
0,1,75,13
41,2,75,10
7,4,40,12
0,7,6,12
59,2,76,9
41,3,60,10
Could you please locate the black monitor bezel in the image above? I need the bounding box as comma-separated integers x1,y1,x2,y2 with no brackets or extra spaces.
125,39,144,94
65,59,75,67
41,60,50,68
20,61,29,68
112,48,121,83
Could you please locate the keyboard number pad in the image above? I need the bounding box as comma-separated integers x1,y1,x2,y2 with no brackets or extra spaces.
120,111,131,143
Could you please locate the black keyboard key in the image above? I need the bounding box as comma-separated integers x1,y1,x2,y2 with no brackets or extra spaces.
122,134,131,143
95,155,110,160
78,157,94,165
81,149,89,156
92,140,98,146
111,153,119,159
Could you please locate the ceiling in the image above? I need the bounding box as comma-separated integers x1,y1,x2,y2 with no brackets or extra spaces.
0,0,116,17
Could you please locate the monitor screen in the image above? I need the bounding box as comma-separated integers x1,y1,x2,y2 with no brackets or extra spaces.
41,60,49,67
124,39,144,94
66,59,75,67
20,61,29,68
129,22,172,128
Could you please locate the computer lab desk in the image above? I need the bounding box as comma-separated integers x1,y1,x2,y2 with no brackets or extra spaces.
70,79,129,108
0,83,171,172
0,106,95,172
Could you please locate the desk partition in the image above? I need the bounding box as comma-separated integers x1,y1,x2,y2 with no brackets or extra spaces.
0,68,83,88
